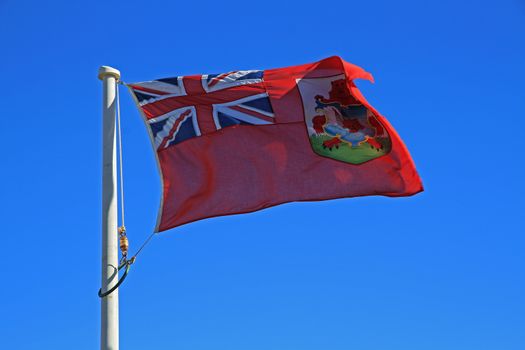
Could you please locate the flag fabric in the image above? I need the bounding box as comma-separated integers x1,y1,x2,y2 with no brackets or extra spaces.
128,56,423,232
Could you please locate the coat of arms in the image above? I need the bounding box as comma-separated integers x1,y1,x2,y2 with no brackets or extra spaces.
298,75,391,164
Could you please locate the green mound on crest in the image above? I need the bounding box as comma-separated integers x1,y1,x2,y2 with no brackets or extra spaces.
309,135,390,164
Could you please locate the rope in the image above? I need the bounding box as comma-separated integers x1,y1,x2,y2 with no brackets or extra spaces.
98,82,158,298
116,83,126,227
115,80,157,262
131,232,156,260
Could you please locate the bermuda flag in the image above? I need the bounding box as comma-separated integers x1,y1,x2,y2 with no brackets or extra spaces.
128,56,423,232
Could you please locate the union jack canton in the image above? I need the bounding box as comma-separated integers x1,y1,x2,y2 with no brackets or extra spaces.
128,70,275,150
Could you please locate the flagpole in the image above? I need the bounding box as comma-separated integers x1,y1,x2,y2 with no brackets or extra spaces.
98,66,121,350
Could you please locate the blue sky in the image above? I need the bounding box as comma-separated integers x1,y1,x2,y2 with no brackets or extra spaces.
0,1,524,349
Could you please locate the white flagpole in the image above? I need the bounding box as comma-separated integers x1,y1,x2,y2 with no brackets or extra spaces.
98,66,121,350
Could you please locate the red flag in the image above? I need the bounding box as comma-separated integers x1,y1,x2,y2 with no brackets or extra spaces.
128,56,423,232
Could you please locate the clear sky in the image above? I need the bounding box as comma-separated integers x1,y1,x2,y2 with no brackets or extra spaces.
0,1,524,349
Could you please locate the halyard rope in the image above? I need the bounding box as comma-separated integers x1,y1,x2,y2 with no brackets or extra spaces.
131,232,156,260
116,83,126,228
99,82,157,298
116,80,157,261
